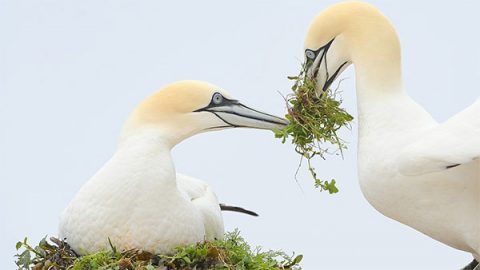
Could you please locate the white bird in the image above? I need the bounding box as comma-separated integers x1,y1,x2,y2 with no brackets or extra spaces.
302,2,480,269
59,80,287,254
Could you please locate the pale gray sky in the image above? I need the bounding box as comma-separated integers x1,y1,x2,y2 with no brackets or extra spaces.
1,1,479,269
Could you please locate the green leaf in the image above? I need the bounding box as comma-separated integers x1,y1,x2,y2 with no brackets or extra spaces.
15,250,31,268
182,256,191,264
39,236,48,247
34,246,46,257
293,254,303,264
325,180,339,194
16,241,22,250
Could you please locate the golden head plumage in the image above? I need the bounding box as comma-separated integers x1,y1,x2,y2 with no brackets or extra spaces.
122,80,288,146
304,1,402,92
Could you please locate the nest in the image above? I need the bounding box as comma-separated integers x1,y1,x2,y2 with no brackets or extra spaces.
15,230,302,270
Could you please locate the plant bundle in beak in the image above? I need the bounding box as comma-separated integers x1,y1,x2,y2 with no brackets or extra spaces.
274,62,353,194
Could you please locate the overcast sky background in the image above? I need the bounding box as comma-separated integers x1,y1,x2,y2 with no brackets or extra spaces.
1,1,480,269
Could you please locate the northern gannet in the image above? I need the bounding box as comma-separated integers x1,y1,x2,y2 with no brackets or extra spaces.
302,2,479,269
59,80,288,254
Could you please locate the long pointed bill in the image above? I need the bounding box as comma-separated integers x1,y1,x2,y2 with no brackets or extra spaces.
200,102,288,130
305,38,348,92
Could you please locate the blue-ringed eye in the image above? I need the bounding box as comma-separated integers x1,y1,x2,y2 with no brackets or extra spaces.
212,92,223,105
305,50,316,60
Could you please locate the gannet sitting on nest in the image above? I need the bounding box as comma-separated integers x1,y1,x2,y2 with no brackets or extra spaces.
302,2,479,269
59,80,287,254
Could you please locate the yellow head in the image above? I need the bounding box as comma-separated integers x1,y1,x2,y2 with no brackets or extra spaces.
122,80,288,146
303,1,402,91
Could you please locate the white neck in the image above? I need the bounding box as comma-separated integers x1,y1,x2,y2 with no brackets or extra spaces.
353,50,436,139
352,42,409,141
115,128,177,189
344,11,435,138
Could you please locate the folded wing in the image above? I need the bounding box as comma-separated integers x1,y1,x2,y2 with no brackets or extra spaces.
398,98,480,176
176,173,225,240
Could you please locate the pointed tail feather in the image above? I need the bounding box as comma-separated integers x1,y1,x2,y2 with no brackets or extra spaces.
219,204,259,217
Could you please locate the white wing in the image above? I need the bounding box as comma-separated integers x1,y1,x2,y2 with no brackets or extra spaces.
398,98,480,176
176,173,224,240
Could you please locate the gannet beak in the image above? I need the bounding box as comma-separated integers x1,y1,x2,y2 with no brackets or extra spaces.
195,98,288,130
305,38,348,92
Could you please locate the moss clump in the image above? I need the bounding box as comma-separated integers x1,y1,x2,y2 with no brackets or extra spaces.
274,63,353,194
15,230,303,270
70,251,113,270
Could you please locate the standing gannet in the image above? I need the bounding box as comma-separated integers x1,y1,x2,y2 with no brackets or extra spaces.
59,80,287,254
302,2,479,269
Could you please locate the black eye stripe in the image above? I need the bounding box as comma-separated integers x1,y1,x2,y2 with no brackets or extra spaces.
305,38,335,60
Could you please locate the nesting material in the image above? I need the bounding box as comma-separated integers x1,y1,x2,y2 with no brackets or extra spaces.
275,63,353,194
15,230,303,270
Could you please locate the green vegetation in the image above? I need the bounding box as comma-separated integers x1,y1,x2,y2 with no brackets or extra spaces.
15,230,302,270
274,63,353,194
